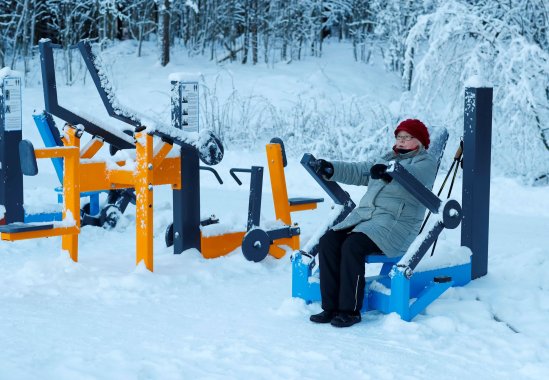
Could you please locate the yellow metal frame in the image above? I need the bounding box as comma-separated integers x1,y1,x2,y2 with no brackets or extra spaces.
1,126,82,262
1,129,323,270
201,231,247,259
265,142,319,257
1,122,195,272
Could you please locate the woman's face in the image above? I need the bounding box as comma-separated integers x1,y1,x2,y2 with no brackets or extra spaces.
395,132,420,150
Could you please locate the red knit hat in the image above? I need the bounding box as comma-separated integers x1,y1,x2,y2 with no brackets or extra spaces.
394,119,430,149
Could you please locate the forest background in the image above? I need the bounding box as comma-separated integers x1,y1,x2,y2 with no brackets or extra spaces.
1,0,548,182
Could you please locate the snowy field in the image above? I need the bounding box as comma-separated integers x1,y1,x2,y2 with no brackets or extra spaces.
1,42,548,379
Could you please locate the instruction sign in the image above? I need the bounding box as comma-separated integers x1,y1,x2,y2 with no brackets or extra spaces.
180,81,199,133
1,77,22,132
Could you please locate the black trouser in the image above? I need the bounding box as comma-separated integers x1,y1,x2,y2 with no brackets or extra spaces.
318,228,381,313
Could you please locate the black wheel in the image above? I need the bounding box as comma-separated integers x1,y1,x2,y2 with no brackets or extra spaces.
165,223,174,247
100,204,121,229
81,202,91,216
242,229,271,262
198,130,224,166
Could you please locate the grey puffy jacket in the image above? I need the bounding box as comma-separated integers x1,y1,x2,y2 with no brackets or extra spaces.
329,146,437,257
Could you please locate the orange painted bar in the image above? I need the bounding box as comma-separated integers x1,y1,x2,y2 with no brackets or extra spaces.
108,169,136,186
35,147,75,159
0,226,79,241
135,133,154,271
153,141,174,168
266,144,292,225
60,127,81,261
289,203,318,212
80,137,104,159
201,231,246,259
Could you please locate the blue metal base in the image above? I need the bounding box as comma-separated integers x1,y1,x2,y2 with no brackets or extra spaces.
291,251,471,321
57,190,101,215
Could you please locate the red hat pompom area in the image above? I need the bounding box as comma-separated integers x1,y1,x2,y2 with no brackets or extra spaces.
394,119,430,149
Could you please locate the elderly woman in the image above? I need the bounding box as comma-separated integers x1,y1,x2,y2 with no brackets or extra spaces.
309,119,437,327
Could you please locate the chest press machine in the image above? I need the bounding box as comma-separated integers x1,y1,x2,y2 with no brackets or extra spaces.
292,87,493,321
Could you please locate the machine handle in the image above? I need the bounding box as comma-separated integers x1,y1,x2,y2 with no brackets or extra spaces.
229,168,252,186
200,166,223,184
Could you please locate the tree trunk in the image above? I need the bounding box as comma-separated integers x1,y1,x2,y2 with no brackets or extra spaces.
406,47,414,91
137,22,144,57
160,0,170,66
251,0,258,64
242,1,249,64
242,31,249,64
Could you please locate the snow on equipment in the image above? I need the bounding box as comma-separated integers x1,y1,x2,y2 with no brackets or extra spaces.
0,39,224,272
165,136,324,262
221,138,324,262
292,86,493,321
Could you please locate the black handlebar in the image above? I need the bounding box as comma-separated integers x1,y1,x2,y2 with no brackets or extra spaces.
229,168,253,186
200,166,223,184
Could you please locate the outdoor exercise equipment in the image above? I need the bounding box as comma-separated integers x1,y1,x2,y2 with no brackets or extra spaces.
0,72,24,225
32,110,130,227
0,39,225,271
164,136,324,262
292,87,493,321
0,72,68,224
237,138,324,262
0,69,133,227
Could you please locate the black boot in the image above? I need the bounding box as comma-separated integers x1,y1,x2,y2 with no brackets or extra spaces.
330,312,361,328
310,310,337,323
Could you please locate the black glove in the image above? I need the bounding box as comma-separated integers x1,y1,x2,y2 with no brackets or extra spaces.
310,159,334,178
370,164,392,183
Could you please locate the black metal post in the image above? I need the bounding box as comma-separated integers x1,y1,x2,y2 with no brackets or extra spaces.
38,40,134,150
0,75,24,224
462,87,493,279
173,144,201,253
171,79,201,254
247,166,263,230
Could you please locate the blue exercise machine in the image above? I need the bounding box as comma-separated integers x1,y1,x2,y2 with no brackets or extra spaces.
291,87,493,321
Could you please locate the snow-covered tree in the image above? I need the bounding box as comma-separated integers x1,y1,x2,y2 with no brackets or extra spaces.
371,0,433,79
403,0,549,182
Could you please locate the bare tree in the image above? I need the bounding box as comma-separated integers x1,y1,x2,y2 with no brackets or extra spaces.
158,0,170,66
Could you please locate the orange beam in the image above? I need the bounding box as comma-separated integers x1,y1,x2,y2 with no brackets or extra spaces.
266,143,291,225
80,136,104,159
154,157,181,189
60,127,81,262
135,132,154,271
201,231,246,259
289,203,318,212
153,140,173,168
78,161,129,192
0,226,79,241
76,156,181,193
35,147,77,159
108,169,136,186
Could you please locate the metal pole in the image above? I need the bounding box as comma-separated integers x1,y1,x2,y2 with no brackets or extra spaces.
0,75,24,224
461,87,493,279
171,79,201,254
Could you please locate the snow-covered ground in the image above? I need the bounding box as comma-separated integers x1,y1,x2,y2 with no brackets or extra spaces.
1,41,548,379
